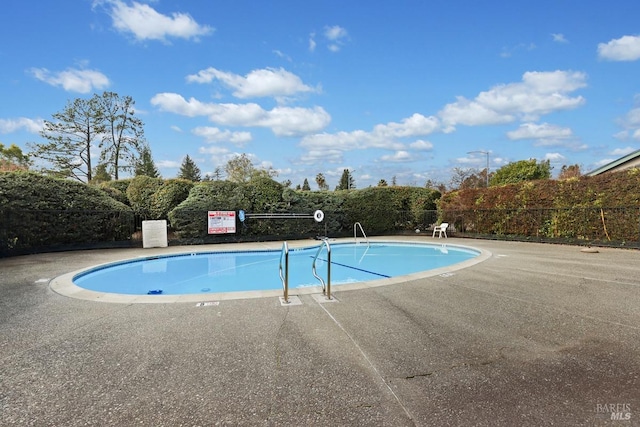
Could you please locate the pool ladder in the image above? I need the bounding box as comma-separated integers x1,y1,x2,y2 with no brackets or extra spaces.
279,242,290,303
312,238,332,300
279,240,333,302
354,222,370,247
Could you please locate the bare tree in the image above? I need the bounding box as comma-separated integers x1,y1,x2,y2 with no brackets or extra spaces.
450,167,477,190
558,164,582,180
98,92,145,180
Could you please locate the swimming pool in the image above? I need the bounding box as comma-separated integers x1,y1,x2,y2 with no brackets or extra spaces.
72,242,480,296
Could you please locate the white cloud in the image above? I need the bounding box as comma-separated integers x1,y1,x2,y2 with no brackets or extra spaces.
610,146,636,156
552,33,568,43
620,107,640,127
199,145,230,156
500,42,536,58
594,158,615,167
99,0,213,42
597,35,640,61
192,126,252,145
372,114,440,139
439,97,514,127
156,160,181,168
325,25,348,41
0,117,44,134
409,140,434,151
186,67,319,99
379,151,412,163
506,122,573,141
439,70,587,129
308,32,317,52
272,50,292,62
150,93,331,136
615,106,640,141
324,25,348,51
299,113,439,161
28,67,109,93
170,125,183,132
299,148,343,163
544,152,566,162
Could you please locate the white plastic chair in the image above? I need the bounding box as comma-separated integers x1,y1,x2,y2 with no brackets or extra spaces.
432,222,448,238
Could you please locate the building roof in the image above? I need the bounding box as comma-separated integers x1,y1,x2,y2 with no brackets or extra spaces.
586,148,640,176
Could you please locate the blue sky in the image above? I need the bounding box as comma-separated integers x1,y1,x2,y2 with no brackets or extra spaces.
1,0,640,188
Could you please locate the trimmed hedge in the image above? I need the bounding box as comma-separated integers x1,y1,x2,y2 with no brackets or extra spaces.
150,179,194,220
438,170,640,242
344,186,440,233
168,181,252,238
126,176,163,219
0,172,134,254
98,179,133,204
169,182,440,239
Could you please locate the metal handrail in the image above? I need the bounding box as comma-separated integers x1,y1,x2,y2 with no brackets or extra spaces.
247,213,314,219
278,242,289,303
353,222,370,247
312,239,332,300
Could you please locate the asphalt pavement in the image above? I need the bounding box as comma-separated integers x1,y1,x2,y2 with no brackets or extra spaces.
1,236,639,426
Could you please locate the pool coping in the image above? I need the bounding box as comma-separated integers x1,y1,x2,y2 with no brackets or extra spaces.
49,237,492,304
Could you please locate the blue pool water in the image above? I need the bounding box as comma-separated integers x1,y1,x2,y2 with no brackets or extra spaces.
73,242,479,295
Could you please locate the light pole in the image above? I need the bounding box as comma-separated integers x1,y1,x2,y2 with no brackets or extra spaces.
467,151,490,187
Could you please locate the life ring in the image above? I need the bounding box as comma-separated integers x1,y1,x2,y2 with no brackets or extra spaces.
314,210,324,223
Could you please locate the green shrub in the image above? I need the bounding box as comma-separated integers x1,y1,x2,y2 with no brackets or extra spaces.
126,175,163,219
344,186,439,233
249,176,284,212
168,183,439,239
150,179,193,220
344,187,400,233
100,179,133,204
0,171,134,254
95,182,128,205
168,181,253,238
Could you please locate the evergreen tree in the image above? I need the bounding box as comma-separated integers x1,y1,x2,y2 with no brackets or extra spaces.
336,169,356,190
91,163,112,183
177,154,201,181
302,178,311,191
29,92,145,182
135,146,160,178
29,96,102,182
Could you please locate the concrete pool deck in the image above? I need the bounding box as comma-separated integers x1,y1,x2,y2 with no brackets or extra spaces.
1,236,639,425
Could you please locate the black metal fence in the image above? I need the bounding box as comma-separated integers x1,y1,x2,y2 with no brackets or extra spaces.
2,207,638,257
0,209,141,257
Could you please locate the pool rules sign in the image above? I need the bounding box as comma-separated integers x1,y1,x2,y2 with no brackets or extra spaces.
207,211,236,234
